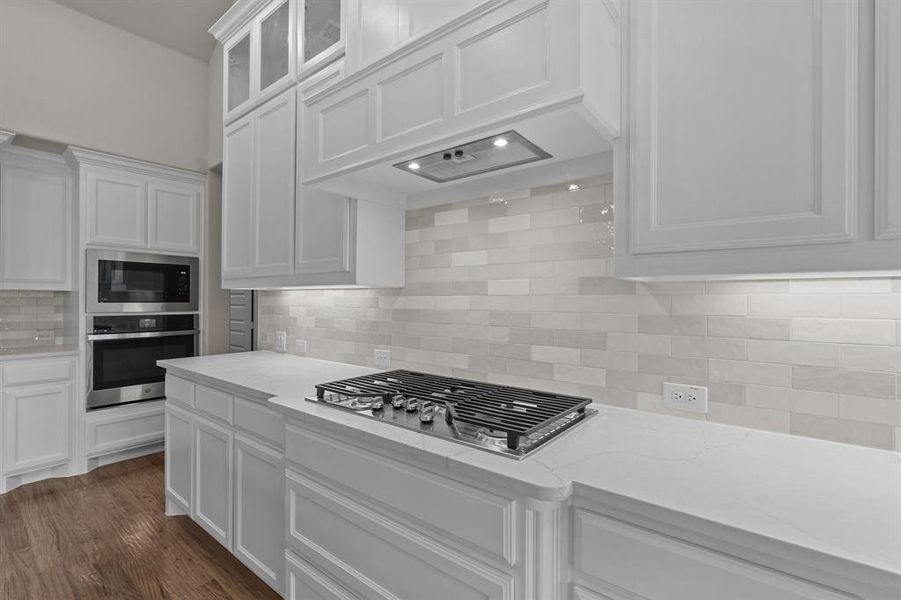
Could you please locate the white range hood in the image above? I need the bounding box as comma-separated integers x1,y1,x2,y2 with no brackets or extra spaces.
299,0,620,208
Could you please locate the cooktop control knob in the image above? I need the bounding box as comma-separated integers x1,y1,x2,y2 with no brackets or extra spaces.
419,401,435,423
404,397,420,412
391,394,406,409
371,396,384,411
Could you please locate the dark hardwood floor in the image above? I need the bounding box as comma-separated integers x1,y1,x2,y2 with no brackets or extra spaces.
0,453,281,599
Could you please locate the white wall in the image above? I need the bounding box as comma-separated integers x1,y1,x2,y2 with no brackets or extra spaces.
0,0,209,172
207,43,224,168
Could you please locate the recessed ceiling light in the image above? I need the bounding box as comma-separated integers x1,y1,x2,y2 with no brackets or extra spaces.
493,137,508,148
408,162,420,170
568,183,581,192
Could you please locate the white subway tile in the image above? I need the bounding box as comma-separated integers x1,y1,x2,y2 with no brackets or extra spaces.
488,214,531,233
607,333,671,355
840,294,901,319
671,295,747,316
531,345,581,365
708,402,790,433
709,359,792,386
837,395,901,426
582,349,638,371
487,279,530,295
450,250,488,266
671,336,746,359
745,385,838,416
841,345,901,372
553,364,606,386
792,318,896,345
746,340,840,367
434,208,469,226
748,294,841,317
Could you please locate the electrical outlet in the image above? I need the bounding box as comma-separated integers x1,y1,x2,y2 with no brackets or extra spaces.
662,382,708,414
275,331,287,353
295,339,307,354
374,349,391,368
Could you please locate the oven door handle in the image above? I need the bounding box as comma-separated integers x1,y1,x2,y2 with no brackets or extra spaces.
87,329,199,341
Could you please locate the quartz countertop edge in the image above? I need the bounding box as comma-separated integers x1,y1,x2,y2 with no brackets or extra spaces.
158,351,901,582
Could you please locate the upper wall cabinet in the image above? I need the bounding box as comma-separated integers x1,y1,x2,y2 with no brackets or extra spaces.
65,148,205,256
300,0,620,206
300,0,345,79
213,0,299,124
0,146,73,291
615,0,901,280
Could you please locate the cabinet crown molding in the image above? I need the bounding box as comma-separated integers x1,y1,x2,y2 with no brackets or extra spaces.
208,0,271,41
0,131,14,145
63,147,206,183
0,144,70,169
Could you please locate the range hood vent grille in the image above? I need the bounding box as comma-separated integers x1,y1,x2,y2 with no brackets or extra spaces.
394,131,551,183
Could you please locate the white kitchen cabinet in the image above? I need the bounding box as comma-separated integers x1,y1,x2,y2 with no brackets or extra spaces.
0,146,73,290
2,382,71,476
295,188,350,276
286,551,357,600
234,433,284,591
300,0,345,79
876,0,901,240
193,414,234,549
216,0,297,124
65,147,205,256
148,179,201,254
222,88,296,282
344,0,480,74
164,403,193,515
616,0,901,279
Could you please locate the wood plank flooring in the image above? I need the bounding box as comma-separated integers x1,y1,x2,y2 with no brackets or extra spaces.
0,453,281,599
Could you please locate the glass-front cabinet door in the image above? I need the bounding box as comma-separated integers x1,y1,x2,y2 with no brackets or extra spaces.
300,0,344,78
225,26,253,121
257,0,296,97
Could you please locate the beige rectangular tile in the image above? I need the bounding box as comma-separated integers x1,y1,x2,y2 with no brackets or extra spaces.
746,340,840,367
840,345,901,373
792,366,897,399
747,294,841,318
707,402,790,434
487,279,530,295
434,207,469,226
838,395,901,426
709,359,791,386
708,317,790,340
840,294,901,319
789,279,894,293
532,345,581,365
606,332,670,355
671,295,747,316
638,355,707,379
638,316,706,336
745,385,839,416
450,250,488,266
790,413,895,450
671,336,746,360
488,214,531,233
553,364,605,386
792,318,896,345
581,349,638,371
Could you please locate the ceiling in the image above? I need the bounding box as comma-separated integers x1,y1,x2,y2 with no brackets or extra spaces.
55,0,234,62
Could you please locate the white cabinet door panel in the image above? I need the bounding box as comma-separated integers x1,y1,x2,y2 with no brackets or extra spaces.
86,169,147,248
222,115,255,279
234,434,284,592
165,404,193,511
193,415,234,548
629,0,857,253
286,551,358,600
295,188,351,275
253,88,296,276
0,162,70,288
148,179,201,253
876,0,901,239
2,383,71,475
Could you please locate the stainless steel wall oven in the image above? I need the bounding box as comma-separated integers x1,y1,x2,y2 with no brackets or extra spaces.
87,314,198,410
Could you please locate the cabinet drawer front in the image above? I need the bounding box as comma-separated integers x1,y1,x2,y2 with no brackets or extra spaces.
286,469,514,600
194,385,234,424
2,358,73,387
165,375,194,408
285,424,515,564
85,404,165,458
573,509,855,600
234,396,283,448
286,551,358,600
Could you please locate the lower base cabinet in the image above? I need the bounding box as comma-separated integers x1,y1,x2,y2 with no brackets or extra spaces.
163,376,285,595
285,550,357,600
234,433,284,590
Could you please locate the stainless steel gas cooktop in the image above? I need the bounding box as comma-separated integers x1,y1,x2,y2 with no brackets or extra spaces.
306,370,596,459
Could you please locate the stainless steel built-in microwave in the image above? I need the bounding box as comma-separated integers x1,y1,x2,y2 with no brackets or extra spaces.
86,250,198,313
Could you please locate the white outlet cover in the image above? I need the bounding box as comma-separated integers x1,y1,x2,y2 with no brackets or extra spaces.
275,331,287,353
662,382,708,414
295,339,308,354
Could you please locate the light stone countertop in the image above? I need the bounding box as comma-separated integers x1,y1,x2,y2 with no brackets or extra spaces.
159,351,901,579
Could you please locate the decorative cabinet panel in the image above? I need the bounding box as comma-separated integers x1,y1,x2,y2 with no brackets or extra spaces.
234,433,284,591
286,551,358,600
616,0,901,279
217,0,297,124
0,147,72,290
164,403,193,514
148,179,201,253
295,188,351,275
876,0,901,239
1,382,71,476
65,148,205,256
86,168,147,248
193,415,234,548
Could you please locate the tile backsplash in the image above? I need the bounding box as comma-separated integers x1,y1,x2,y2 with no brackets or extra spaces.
258,176,901,452
0,290,69,352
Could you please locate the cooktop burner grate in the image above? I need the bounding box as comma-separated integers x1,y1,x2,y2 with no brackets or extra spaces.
315,370,592,450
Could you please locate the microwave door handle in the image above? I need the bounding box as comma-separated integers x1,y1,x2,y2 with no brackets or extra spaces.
87,329,199,341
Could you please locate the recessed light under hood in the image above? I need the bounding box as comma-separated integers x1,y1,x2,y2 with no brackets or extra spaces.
393,131,551,183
